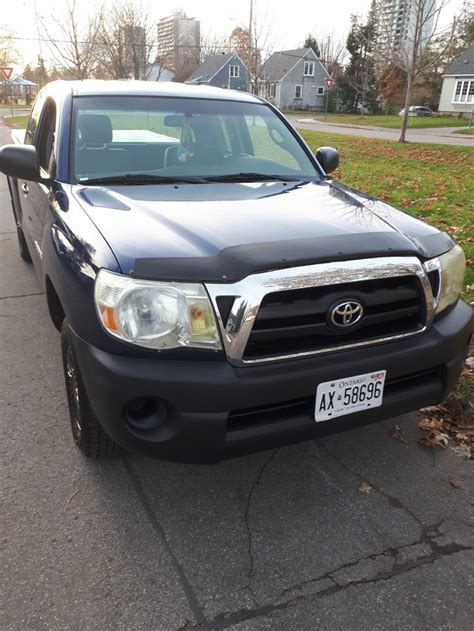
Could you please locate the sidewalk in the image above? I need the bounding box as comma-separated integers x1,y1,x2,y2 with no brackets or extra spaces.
289,116,474,147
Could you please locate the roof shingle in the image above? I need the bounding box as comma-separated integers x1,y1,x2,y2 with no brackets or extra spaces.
445,44,474,76
260,48,310,81
187,52,236,83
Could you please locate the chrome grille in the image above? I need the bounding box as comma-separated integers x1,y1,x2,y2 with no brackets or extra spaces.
244,276,424,360
205,257,436,366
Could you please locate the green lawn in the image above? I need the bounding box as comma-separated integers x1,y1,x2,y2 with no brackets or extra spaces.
283,111,470,129
298,129,474,302
3,115,29,128
0,102,32,110
453,127,474,135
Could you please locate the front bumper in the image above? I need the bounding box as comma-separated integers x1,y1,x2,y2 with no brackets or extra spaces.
71,300,473,463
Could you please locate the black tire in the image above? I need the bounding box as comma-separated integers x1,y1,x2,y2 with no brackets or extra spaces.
17,225,32,263
61,321,121,457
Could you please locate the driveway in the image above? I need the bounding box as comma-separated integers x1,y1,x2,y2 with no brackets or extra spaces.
1,120,473,630
288,116,474,147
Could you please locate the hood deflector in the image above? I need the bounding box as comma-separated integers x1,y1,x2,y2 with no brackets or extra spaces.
131,231,453,283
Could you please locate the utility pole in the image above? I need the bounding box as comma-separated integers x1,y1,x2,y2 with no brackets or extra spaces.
249,0,253,46
249,0,254,93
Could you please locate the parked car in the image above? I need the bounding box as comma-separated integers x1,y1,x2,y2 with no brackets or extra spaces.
399,106,434,117
0,81,472,463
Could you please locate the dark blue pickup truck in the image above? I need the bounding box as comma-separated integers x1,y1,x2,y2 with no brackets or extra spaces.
0,80,472,463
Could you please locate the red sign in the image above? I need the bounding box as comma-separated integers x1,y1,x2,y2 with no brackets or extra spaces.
325,78,334,89
0,67,14,81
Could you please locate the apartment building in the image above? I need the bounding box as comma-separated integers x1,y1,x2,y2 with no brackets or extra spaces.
373,0,437,59
157,13,200,74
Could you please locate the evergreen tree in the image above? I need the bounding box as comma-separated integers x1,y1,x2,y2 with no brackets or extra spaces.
338,15,377,113
303,34,320,59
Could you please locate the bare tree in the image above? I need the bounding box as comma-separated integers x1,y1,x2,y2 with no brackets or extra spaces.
230,7,275,94
317,32,347,79
40,0,103,80
96,1,155,80
199,31,230,61
0,28,18,66
383,0,455,142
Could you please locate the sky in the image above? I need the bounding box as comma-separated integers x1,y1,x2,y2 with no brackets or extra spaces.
3,0,467,69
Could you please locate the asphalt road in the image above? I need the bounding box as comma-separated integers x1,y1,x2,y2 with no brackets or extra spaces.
1,121,473,630
288,116,474,146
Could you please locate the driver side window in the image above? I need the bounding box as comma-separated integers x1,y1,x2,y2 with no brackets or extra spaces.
25,92,45,145
36,99,57,175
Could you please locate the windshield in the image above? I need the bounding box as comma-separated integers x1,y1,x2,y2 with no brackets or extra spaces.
71,96,319,183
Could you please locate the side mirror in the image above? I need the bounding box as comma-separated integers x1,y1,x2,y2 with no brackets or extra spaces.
0,145,42,182
316,146,339,175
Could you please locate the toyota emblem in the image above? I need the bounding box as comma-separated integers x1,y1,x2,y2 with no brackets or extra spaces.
329,300,364,328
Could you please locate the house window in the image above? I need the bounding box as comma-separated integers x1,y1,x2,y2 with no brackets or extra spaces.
303,61,315,76
270,83,276,98
295,85,302,98
229,65,240,78
317,86,325,96
453,79,474,103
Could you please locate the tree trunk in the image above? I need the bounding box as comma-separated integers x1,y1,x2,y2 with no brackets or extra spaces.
399,72,413,142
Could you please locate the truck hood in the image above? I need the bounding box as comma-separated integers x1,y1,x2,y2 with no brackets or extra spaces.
72,179,453,282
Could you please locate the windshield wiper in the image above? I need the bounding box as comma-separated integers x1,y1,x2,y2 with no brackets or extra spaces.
80,174,207,185
201,172,313,183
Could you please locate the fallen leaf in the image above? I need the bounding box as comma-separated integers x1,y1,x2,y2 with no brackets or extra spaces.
419,406,442,414
418,431,449,449
449,479,464,489
388,496,403,508
450,443,472,459
434,432,449,446
358,482,372,494
391,424,408,444
418,417,444,432
64,488,81,512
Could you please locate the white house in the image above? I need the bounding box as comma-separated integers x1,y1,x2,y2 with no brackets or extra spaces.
144,63,176,82
438,44,474,117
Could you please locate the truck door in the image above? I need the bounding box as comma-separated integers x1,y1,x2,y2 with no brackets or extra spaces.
20,97,57,274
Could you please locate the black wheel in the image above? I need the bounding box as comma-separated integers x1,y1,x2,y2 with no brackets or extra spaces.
61,321,121,457
16,224,32,263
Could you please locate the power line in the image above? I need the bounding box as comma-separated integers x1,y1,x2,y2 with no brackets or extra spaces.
2,34,326,60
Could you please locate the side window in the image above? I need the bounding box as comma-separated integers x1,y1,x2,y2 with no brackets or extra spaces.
36,100,57,174
25,92,45,145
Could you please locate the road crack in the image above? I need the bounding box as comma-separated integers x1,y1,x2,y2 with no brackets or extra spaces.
318,441,424,525
244,449,279,604
185,520,473,630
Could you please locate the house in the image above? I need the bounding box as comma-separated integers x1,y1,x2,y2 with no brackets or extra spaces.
143,63,175,82
186,52,248,91
438,44,474,117
259,48,331,111
5,77,38,105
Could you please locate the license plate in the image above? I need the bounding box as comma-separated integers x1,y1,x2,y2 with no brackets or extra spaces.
315,370,386,422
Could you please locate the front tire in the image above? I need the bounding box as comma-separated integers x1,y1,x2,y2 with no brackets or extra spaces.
61,321,121,457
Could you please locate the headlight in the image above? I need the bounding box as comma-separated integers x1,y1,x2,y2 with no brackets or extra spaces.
94,269,221,351
434,245,466,315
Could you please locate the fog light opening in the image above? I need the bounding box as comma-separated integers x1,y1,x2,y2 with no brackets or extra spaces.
124,397,167,432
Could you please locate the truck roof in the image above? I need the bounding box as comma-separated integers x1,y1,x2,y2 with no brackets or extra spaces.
43,80,263,103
